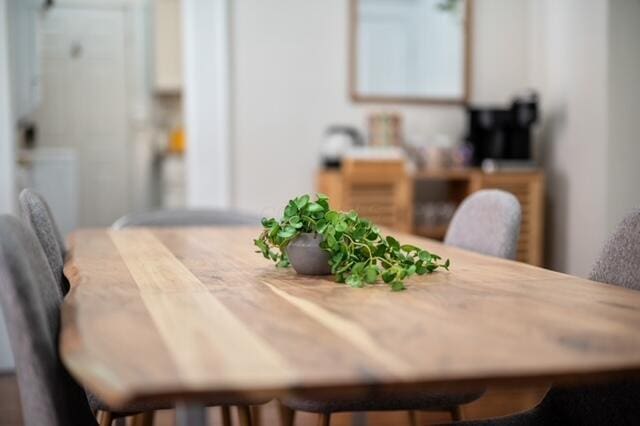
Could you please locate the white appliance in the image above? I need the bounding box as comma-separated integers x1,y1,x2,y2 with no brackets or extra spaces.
20,148,79,237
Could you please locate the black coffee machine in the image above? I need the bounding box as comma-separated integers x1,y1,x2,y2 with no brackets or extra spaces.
466,92,538,166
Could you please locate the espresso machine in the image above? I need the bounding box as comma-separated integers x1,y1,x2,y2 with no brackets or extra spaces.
465,92,538,166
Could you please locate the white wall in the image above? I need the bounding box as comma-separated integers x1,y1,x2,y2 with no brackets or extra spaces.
231,0,531,214
529,0,640,277
606,0,640,231
528,0,610,277
472,0,531,104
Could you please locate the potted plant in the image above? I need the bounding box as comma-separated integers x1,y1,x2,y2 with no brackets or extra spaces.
254,194,450,291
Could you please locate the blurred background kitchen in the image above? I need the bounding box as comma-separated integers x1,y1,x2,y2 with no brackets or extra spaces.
1,0,639,286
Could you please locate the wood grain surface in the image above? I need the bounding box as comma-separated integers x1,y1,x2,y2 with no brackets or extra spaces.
61,227,640,407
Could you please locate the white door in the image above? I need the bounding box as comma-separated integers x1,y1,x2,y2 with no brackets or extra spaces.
35,5,130,227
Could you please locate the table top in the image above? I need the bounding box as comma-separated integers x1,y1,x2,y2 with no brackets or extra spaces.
61,227,640,407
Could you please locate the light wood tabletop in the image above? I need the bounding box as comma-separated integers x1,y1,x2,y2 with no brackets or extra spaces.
61,227,640,412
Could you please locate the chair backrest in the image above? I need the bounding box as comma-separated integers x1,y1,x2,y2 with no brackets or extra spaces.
18,189,69,295
589,209,640,291
111,208,262,229
444,190,522,259
0,215,96,426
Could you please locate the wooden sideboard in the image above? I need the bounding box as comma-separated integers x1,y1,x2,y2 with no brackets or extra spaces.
317,160,545,266
317,160,414,233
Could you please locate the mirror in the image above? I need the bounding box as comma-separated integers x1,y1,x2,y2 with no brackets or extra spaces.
350,0,471,104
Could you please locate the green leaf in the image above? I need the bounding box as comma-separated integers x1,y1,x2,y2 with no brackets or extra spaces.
284,202,298,217
335,221,348,233
316,194,330,210
307,202,324,213
382,270,396,283
317,199,329,211
276,258,290,268
386,236,400,250
374,244,387,257
352,262,365,275
324,211,339,223
353,224,368,240
254,239,269,258
418,250,431,261
401,244,420,253
364,266,379,284
278,227,297,239
261,217,276,227
295,194,310,209
289,215,303,229
390,281,406,291
317,220,329,234
346,274,363,288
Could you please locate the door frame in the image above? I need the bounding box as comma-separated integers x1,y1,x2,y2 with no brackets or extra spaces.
0,0,16,215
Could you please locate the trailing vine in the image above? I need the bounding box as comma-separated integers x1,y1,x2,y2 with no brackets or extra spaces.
254,194,450,291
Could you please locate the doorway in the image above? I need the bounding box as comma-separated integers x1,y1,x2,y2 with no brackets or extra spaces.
33,3,131,228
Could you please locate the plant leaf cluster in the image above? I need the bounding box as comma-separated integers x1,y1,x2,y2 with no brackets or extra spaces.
254,194,450,291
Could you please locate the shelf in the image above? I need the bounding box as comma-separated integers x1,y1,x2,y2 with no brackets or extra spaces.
413,224,449,240
412,167,544,181
413,168,477,181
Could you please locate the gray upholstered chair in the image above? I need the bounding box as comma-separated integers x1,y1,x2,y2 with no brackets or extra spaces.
444,190,522,259
450,208,640,426
0,214,98,426
589,209,640,291
279,190,522,425
111,208,261,229
19,189,69,295
17,192,266,424
280,388,483,426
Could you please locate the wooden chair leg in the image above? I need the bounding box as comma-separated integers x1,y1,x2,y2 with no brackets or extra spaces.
238,405,253,426
98,410,113,426
278,402,295,426
251,405,262,426
221,406,232,426
317,413,331,426
450,406,464,421
139,411,154,426
408,410,418,426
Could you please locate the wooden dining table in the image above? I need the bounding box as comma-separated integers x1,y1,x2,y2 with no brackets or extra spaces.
61,227,640,425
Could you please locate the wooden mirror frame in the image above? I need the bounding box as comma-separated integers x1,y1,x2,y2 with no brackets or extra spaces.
348,0,473,106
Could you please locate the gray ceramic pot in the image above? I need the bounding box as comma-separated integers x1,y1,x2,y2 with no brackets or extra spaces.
285,233,332,275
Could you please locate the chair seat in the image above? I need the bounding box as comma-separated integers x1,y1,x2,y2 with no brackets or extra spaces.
281,388,484,414
88,391,270,417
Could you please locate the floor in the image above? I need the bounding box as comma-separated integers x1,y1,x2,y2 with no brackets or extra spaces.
0,374,546,426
